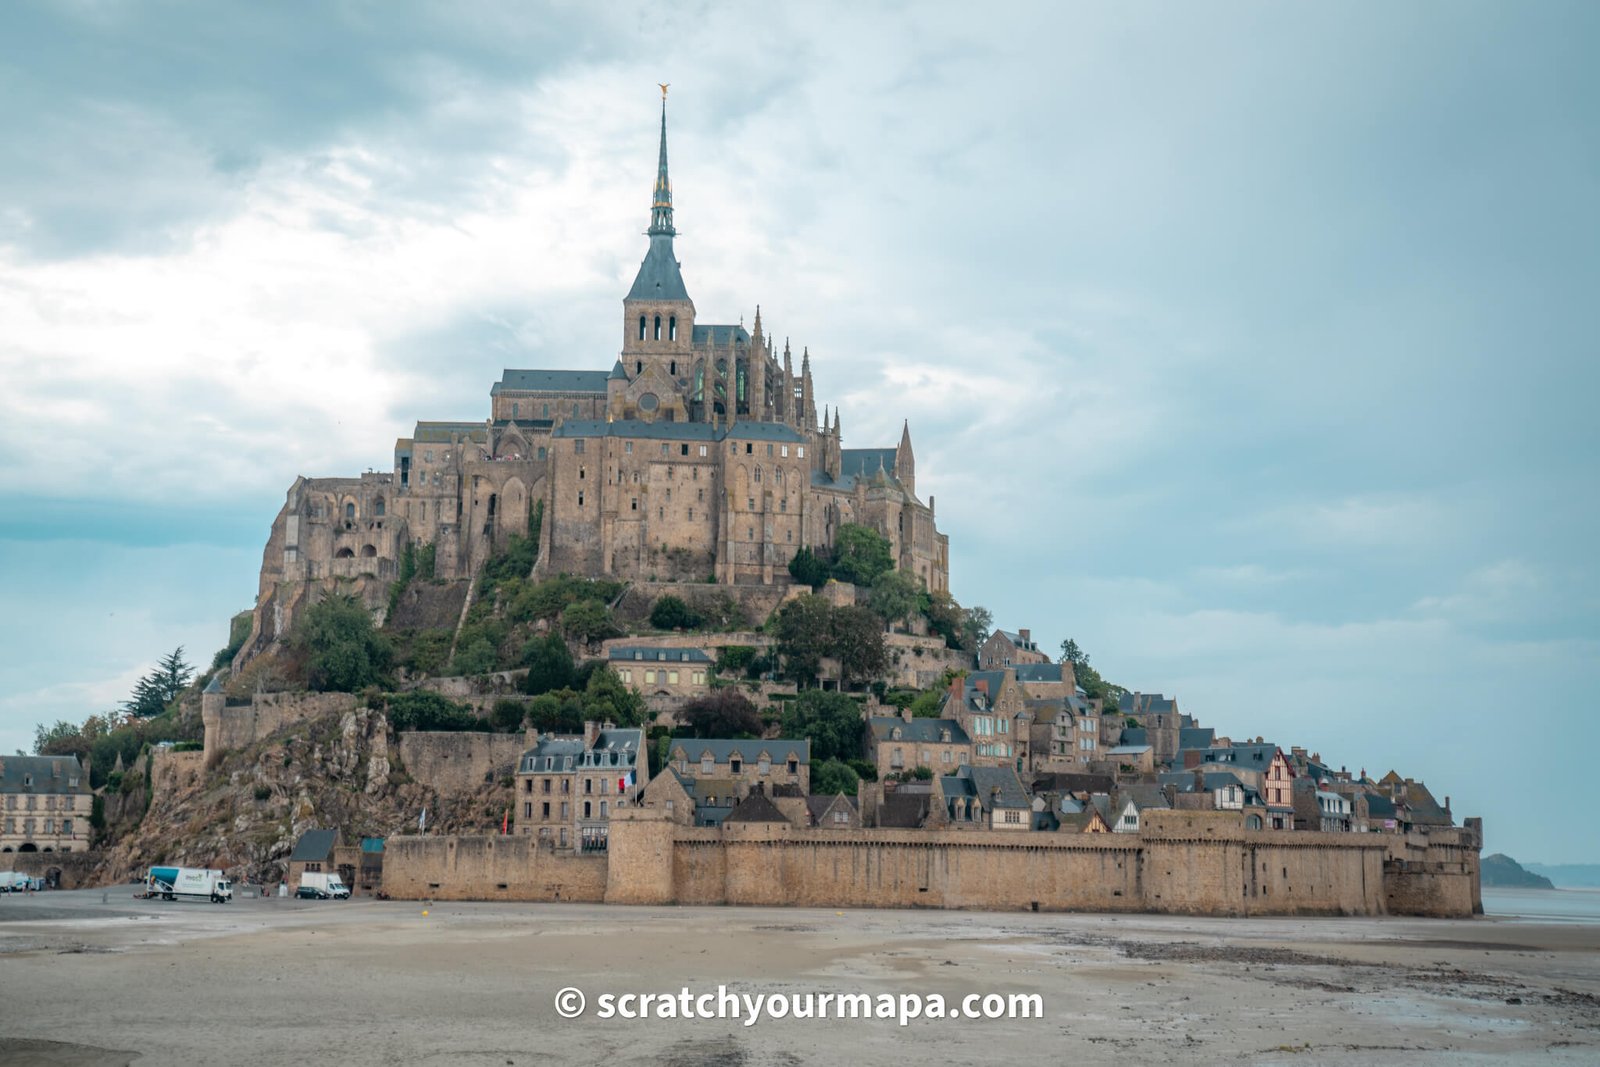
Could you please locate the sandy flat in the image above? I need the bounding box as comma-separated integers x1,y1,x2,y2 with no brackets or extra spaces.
1,890,1597,1066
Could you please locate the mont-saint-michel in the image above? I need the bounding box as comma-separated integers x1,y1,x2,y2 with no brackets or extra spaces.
8,95,1480,921
6,8,1599,1063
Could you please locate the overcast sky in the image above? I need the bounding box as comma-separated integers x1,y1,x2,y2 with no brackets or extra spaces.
2,2,1595,863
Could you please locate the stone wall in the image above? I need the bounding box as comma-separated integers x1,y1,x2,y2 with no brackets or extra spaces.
6,849,103,889
207,691,358,759
149,748,205,802
396,732,529,796
382,834,607,901
384,807,1477,917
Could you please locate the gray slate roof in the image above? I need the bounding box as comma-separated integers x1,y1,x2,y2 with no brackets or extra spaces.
626,233,691,302
1120,727,1148,747
609,646,712,664
954,765,1031,810
669,738,811,767
866,717,971,745
1012,663,1064,683
0,755,89,795
491,369,611,396
520,728,644,774
840,448,897,478
1196,743,1280,768
692,324,750,346
723,791,789,824
289,829,339,863
1178,727,1215,750
553,419,805,443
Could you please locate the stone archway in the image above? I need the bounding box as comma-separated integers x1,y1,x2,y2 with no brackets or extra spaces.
18,842,37,852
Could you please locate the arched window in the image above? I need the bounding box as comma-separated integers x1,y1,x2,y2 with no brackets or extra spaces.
638,315,646,340
344,502,355,522
669,315,677,341
669,360,677,376
374,497,385,517
653,315,661,340
694,363,704,402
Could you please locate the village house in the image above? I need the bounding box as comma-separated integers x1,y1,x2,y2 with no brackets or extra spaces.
805,792,861,829
944,670,1029,769
977,628,1050,670
665,738,811,798
0,755,92,855
287,828,341,892
513,722,646,851
608,645,713,698
865,712,972,779
937,764,1032,830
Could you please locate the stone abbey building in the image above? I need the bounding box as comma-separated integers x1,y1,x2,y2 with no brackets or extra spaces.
249,96,948,633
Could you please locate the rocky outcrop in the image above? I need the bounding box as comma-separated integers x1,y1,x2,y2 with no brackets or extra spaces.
96,706,513,885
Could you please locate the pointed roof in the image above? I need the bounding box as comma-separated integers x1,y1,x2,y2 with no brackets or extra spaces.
609,360,628,381
627,92,691,303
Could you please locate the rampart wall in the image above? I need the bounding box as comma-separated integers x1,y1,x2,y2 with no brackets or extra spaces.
382,835,606,901
384,810,1479,917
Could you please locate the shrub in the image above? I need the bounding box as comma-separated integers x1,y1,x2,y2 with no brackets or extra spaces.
385,690,487,732
253,785,271,801
293,595,393,693
491,699,529,732
650,594,702,630
521,634,575,695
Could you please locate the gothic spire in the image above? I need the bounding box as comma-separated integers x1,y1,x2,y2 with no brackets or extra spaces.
649,88,674,236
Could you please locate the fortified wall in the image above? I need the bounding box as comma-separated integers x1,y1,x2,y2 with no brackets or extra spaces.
201,686,358,771
395,732,528,796
382,809,1481,917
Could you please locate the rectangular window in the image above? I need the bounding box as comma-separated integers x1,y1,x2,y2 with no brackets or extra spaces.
661,443,669,456
797,447,805,458
645,670,656,684
781,445,789,457
745,443,753,454
573,439,585,454
699,445,707,457
681,444,689,456
668,670,679,684
561,802,570,818
766,443,774,456
624,441,632,454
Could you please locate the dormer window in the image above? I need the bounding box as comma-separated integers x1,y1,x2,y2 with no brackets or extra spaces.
891,727,902,740
701,756,714,775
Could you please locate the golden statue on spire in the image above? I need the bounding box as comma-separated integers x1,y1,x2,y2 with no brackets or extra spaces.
659,83,670,99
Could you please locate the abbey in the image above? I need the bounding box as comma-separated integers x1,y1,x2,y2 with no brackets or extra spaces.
249,96,948,628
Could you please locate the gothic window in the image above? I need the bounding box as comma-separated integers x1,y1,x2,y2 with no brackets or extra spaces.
512,403,519,418
716,358,728,377
737,362,746,403
538,447,546,460
344,502,355,522
669,315,677,341
638,315,646,340
374,497,385,517
543,404,550,418
654,315,661,340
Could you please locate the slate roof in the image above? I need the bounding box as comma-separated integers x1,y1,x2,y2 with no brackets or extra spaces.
692,324,751,346
1158,769,1246,792
553,419,805,443
289,829,339,863
723,791,790,824
1119,693,1177,714
1117,784,1170,812
520,728,644,774
492,369,611,396
0,755,89,795
805,793,858,824
1365,793,1397,819
1178,727,1216,751
877,792,929,828
840,448,897,478
1119,727,1149,747
626,233,691,302
1012,663,1064,683
1030,771,1115,795
412,421,488,443
609,646,712,664
961,670,1009,713
669,738,811,767
957,765,1031,810
1106,744,1152,756
1196,743,1280,768
866,717,971,745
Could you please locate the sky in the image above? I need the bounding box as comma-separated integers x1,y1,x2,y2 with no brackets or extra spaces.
1,1,1595,863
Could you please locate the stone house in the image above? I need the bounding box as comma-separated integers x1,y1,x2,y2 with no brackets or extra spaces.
665,738,811,798
806,793,861,829
1111,785,1170,834
978,628,1049,670
513,722,647,851
946,670,1029,769
937,765,1032,831
608,645,713,698
0,755,93,855
865,713,972,779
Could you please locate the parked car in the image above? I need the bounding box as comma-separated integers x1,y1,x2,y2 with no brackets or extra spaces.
296,885,329,900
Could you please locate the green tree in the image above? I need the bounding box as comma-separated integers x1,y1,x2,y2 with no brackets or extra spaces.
521,634,575,696
830,606,888,689
780,689,865,763
959,604,993,651
811,757,860,797
385,690,484,731
561,599,618,645
831,524,893,586
33,720,89,763
772,594,834,685
867,570,920,630
787,545,830,589
156,647,194,702
1059,638,1087,666
583,666,647,727
920,589,964,648
526,692,584,734
490,699,528,732
679,690,762,738
293,595,393,693
908,689,946,718
649,594,701,630
450,637,498,677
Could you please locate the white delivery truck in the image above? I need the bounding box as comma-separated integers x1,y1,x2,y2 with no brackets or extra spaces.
296,871,350,899
147,866,232,903
0,871,30,892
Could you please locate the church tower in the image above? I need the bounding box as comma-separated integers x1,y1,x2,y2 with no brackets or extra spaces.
619,89,695,418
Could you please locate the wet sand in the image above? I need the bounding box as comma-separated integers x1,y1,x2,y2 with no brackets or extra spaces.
1,889,1597,1066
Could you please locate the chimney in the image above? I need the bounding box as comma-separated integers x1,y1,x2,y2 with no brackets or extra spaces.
975,679,989,695
583,721,600,748
1018,628,1031,645
900,705,913,723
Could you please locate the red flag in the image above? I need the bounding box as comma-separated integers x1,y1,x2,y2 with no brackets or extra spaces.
501,810,509,834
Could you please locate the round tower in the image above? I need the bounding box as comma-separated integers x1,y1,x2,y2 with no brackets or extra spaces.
201,672,226,772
